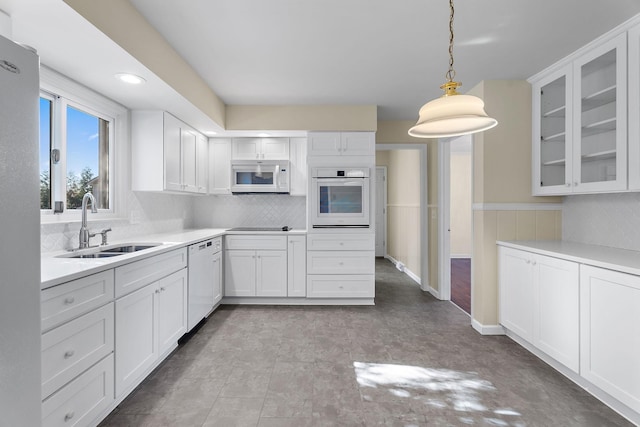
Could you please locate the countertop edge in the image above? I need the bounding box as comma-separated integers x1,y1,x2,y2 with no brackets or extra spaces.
497,240,640,276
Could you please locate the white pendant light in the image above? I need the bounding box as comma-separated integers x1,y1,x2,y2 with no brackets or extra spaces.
409,0,497,139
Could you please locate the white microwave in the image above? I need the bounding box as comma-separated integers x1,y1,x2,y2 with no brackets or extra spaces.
230,160,290,194
310,167,370,228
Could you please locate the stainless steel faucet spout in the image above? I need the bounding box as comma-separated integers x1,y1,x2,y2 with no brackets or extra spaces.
79,192,97,249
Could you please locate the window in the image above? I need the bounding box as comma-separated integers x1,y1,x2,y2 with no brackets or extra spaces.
39,92,113,213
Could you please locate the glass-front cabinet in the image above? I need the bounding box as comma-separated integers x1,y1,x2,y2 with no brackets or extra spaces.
532,33,627,195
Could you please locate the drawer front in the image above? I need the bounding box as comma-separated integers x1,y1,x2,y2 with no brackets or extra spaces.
41,270,114,332
307,275,374,298
307,251,374,275
307,233,375,251
226,235,287,250
42,303,114,399
115,248,187,298
42,353,114,427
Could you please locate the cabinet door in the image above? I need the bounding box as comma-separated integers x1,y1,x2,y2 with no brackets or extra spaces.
341,132,375,156
157,269,187,356
181,128,198,193
580,265,640,413
212,251,223,304
261,138,290,160
196,133,208,194
163,113,183,191
209,138,231,194
287,236,306,297
572,33,627,193
628,23,640,190
256,250,287,297
115,283,157,397
289,137,307,196
232,138,261,159
534,254,579,373
308,132,341,156
498,247,534,341
532,64,573,195
225,250,256,296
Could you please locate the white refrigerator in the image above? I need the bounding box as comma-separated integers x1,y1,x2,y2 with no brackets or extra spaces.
0,34,42,426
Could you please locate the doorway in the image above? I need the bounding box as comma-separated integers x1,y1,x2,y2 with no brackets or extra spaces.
375,166,387,257
439,135,472,315
375,145,428,291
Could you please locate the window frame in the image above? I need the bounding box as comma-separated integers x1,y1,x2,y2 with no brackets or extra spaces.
40,66,127,224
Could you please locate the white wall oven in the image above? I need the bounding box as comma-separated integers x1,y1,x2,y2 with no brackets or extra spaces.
230,160,290,193
311,167,370,228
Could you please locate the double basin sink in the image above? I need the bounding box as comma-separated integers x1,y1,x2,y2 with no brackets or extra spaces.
57,243,162,259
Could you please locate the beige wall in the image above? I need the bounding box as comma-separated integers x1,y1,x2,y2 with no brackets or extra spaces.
381,150,421,277
469,80,562,327
376,121,438,291
450,152,472,257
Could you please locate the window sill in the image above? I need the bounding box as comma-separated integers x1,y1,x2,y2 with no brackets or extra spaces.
40,211,126,225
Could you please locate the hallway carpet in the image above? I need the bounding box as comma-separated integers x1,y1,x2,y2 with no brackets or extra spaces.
100,259,632,426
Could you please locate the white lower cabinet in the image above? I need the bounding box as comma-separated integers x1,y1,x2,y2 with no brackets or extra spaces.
115,268,187,397
224,235,288,297
580,265,640,413
42,354,114,427
287,236,306,297
498,246,579,372
306,233,375,299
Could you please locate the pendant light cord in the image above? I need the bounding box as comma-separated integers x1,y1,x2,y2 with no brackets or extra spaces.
446,0,456,82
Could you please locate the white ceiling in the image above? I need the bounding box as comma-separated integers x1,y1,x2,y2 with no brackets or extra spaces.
128,0,640,120
2,0,640,126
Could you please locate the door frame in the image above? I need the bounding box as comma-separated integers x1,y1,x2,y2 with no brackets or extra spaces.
375,166,388,257
376,144,429,292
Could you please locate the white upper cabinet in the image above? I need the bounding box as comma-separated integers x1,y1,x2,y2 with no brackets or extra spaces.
208,138,231,194
308,132,375,156
232,137,289,160
628,22,640,190
532,33,627,195
132,111,207,194
289,137,308,196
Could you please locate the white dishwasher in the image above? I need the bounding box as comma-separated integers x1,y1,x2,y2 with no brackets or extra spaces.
187,237,222,332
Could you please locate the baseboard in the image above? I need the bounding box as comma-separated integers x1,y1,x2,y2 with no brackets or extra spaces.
221,297,375,306
505,329,640,426
384,255,426,286
471,319,506,335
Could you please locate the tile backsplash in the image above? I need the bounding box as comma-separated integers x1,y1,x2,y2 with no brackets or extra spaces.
41,192,194,253
192,194,306,229
563,192,640,251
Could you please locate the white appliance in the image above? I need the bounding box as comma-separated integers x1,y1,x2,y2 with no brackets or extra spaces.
310,167,370,228
230,160,290,193
187,237,222,331
0,36,42,426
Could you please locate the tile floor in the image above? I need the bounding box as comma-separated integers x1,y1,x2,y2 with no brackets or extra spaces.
99,259,632,426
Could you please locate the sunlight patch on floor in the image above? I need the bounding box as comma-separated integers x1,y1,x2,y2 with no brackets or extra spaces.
354,362,525,426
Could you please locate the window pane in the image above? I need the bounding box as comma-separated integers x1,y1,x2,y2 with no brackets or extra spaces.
39,97,52,210
66,105,109,209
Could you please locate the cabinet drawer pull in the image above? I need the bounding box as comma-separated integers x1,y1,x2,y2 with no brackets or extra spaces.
160,287,166,292
63,297,75,305
525,260,531,264
63,350,75,359
339,262,344,266
532,261,537,266
339,242,344,246
155,289,160,294
64,411,75,422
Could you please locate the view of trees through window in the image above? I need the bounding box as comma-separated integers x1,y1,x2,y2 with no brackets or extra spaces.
39,97,110,211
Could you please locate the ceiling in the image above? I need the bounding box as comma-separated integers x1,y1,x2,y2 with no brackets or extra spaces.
2,0,640,127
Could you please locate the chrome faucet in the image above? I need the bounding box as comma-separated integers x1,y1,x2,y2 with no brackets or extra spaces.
79,192,98,249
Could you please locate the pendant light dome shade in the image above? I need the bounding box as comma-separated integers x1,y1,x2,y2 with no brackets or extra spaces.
408,93,498,138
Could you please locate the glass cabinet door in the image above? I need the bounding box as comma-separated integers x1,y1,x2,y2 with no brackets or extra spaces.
533,65,572,195
573,33,627,192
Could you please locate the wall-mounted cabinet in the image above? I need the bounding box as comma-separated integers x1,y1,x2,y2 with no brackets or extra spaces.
208,138,232,194
231,137,289,160
289,137,308,196
132,111,208,194
532,34,627,195
308,132,375,157
628,22,640,190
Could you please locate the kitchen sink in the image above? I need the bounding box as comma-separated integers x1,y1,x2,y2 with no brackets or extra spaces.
57,242,162,259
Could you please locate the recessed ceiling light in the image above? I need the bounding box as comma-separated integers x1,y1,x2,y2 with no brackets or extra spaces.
114,73,146,85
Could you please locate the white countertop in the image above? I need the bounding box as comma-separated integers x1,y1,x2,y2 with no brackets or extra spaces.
497,240,640,276
41,228,307,289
